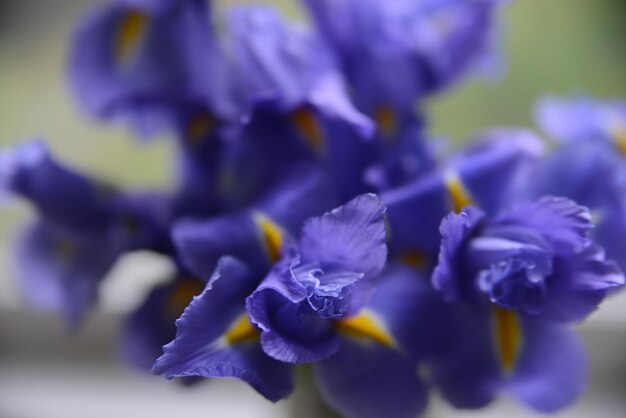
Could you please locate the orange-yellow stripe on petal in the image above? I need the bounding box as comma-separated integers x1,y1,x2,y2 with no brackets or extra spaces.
400,249,428,269
375,105,397,139
444,170,474,213
186,114,216,146
254,212,284,263
291,107,325,154
494,307,522,373
167,279,204,318
610,121,626,155
335,310,397,348
115,10,148,63
225,314,260,345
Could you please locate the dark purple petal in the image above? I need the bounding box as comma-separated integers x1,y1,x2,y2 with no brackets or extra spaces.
253,164,338,234
16,222,122,327
315,338,427,418
121,276,204,372
382,173,451,254
173,212,270,281
364,264,457,359
152,257,293,402
0,140,115,235
509,318,588,412
432,206,485,302
364,114,436,191
429,307,501,409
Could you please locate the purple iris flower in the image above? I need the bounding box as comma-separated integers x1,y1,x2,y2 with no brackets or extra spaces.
382,129,543,263
154,194,439,418
69,0,223,137
1,140,171,325
429,197,624,411
517,141,626,272
246,193,388,363
536,94,626,152
123,162,335,374
302,0,505,115
525,95,626,270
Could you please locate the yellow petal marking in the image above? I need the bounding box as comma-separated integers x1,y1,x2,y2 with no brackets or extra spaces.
186,114,216,146
610,120,626,155
254,212,284,263
335,310,397,348
494,307,522,373
444,170,474,213
115,10,148,63
400,249,428,269
167,279,204,318
375,105,396,139
291,107,325,154
225,314,260,345
55,240,77,262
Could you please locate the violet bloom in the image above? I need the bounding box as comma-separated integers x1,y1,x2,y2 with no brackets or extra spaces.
69,0,223,136
430,197,624,412
526,95,626,270
518,141,626,272
303,0,505,115
536,94,626,153
124,163,334,374
154,195,434,418
1,140,169,325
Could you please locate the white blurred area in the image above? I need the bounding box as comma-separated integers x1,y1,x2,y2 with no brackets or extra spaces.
1,1,626,417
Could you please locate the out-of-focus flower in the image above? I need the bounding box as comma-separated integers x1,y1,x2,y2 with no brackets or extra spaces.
536,94,626,153
302,0,506,115
1,140,171,325
382,129,543,265
429,197,624,411
518,141,626,272
69,0,223,137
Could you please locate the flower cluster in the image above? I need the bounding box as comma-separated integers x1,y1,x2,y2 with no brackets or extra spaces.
1,0,625,417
